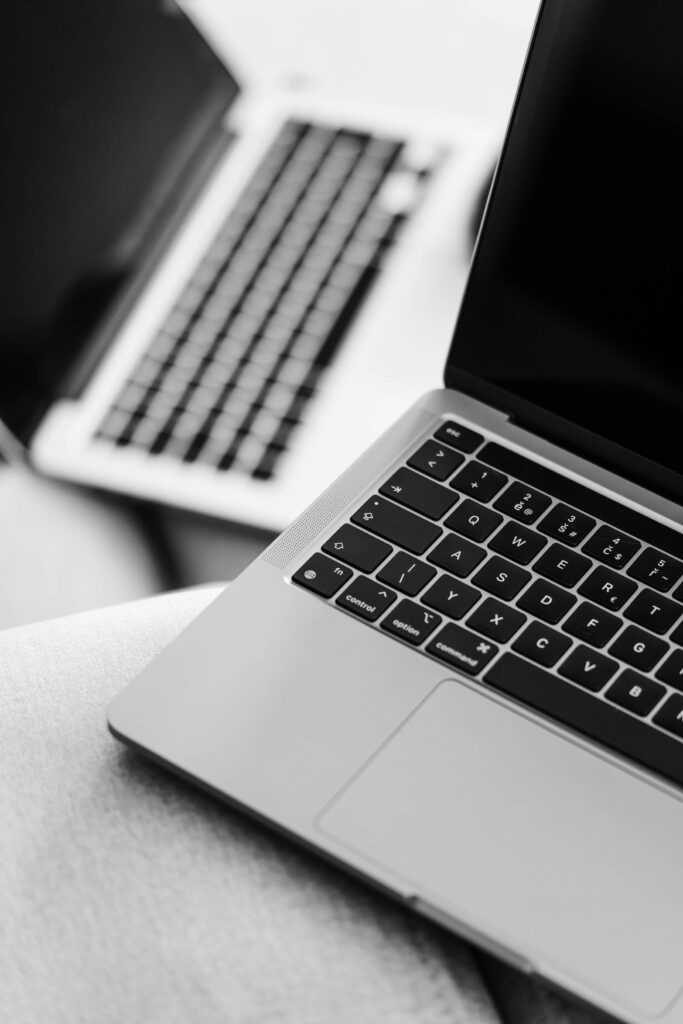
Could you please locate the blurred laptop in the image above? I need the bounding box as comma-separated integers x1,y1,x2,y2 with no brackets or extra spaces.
0,0,494,530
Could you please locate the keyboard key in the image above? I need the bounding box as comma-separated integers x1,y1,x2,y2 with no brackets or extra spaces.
427,534,486,578
559,645,618,691
562,602,621,648
652,693,683,740
467,598,526,642
512,621,572,667
293,553,352,597
488,521,546,565
534,543,591,588
434,420,483,454
323,524,391,572
605,670,666,717
450,462,508,502
583,526,640,569
422,576,481,619
484,653,683,788
444,500,503,542
479,442,683,560
655,649,683,691
336,576,396,621
516,579,576,624
352,497,441,554
471,556,531,601
381,600,441,645
537,503,596,546
408,440,464,481
377,552,436,596
624,588,682,635
627,547,683,592
578,565,637,611
609,625,669,672
380,468,457,520
493,482,551,524
426,623,498,675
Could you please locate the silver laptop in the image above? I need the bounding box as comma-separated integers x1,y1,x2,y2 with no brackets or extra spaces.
109,1,683,1020
0,0,493,531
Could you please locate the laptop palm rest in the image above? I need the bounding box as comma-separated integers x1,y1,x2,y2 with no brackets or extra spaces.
319,679,683,1019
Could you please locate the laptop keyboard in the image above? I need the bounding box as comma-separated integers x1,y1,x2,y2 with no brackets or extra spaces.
293,420,683,789
97,120,430,480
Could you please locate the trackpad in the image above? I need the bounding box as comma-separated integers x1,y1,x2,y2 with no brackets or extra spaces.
319,680,683,1018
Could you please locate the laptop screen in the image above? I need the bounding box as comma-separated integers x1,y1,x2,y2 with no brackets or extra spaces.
1,0,238,441
447,0,683,503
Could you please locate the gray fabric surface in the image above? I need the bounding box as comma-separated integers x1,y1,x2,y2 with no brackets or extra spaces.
0,588,601,1024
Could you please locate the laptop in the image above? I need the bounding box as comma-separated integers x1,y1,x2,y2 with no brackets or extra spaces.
108,0,683,1020
0,0,494,531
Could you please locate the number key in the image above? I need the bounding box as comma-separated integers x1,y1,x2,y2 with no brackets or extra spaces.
537,503,596,546
627,547,683,592
494,481,551,524
583,525,640,569
449,461,508,502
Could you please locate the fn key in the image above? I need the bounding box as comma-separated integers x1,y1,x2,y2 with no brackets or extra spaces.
293,554,352,597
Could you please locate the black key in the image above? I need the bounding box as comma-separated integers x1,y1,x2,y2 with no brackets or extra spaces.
408,440,464,481
516,579,576,624
562,602,621,648
471,556,531,601
578,565,637,611
583,526,640,569
427,534,486,578
450,462,508,502
624,588,682,636
605,670,666,717
445,500,503,542
467,598,526,643
653,693,683,740
293,553,352,597
352,497,441,554
323,524,391,573
537,503,596,547
434,420,483,454
484,653,683,788
422,575,481,619
534,543,591,588
479,442,683,561
512,621,572,667
673,582,683,604
488,521,547,565
609,625,669,672
380,468,457,520
655,649,683,692
559,645,618,691
493,482,551,524
426,623,498,675
336,576,396,621
627,547,683,592
381,599,441,645
377,552,436,596
671,621,683,646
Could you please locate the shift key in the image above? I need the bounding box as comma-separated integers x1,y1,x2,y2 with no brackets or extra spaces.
352,496,442,554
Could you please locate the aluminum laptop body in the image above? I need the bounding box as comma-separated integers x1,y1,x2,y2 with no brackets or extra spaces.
109,2,683,1020
1,0,493,531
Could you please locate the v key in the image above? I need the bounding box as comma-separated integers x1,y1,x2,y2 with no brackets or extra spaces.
559,644,619,692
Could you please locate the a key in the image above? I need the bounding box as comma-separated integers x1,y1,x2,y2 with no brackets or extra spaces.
466,597,526,642
578,565,637,611
450,462,508,502
608,625,669,672
352,497,441,554
624,588,682,635
380,467,457,520
445,500,503,542
516,579,576,624
471,556,531,601
422,576,481,619
381,599,441,645
434,420,483,454
534,543,591,588
627,547,683,592
537,503,596,546
493,482,551,524
605,671,666,717
562,601,621,648
377,552,436,596
408,440,464,481
426,623,498,674
335,576,397,621
512,621,572,667
583,525,640,569
559,645,618,691
323,524,391,573
292,553,352,597
488,521,547,565
427,534,486,578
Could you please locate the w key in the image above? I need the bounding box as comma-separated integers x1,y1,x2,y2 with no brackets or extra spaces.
488,521,546,565
380,467,457,520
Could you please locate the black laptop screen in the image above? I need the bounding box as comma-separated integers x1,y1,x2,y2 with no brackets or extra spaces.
447,0,683,503
1,0,238,440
